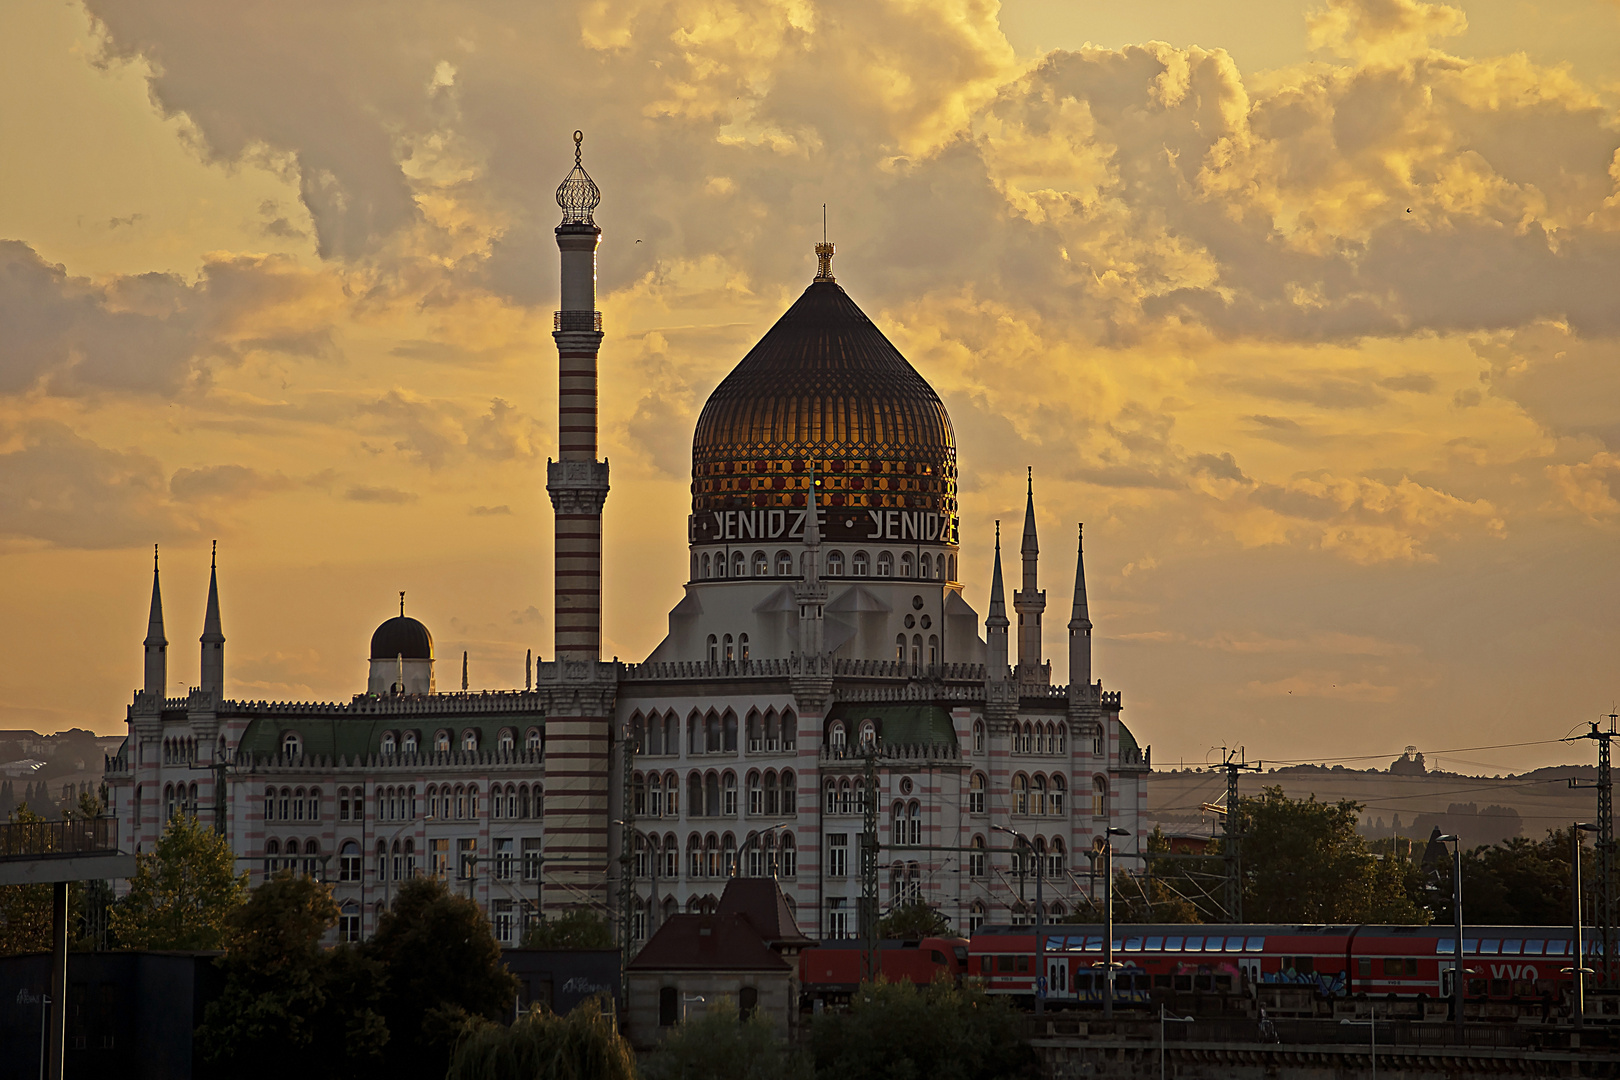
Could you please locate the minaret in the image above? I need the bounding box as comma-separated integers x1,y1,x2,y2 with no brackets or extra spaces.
547,130,610,659
796,469,828,661
461,651,469,691
1068,523,1092,695
986,522,1010,679
1013,468,1047,680
144,545,167,699
199,541,224,697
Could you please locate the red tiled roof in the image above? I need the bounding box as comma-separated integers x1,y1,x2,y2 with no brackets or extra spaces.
718,878,813,948
628,913,791,972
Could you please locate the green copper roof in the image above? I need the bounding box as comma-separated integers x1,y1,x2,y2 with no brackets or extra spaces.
236,711,544,762
825,702,958,750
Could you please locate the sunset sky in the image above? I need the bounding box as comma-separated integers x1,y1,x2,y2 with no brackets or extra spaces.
4,0,1620,773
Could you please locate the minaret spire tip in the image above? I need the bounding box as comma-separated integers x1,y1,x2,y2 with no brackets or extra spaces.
399,591,405,618
814,207,835,281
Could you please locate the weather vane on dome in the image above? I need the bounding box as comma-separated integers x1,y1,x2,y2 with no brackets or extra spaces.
815,203,835,282
556,130,600,226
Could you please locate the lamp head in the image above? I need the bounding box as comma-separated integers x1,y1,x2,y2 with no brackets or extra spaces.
1436,833,1458,843
1575,822,1599,832
1107,827,1131,838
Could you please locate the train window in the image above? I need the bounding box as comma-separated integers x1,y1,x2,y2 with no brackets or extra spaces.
996,956,1014,973
1490,978,1508,996
1462,939,1478,954
1165,936,1183,951
1500,939,1521,955
1357,958,1372,978
1285,955,1314,975
1225,936,1246,952
1383,958,1402,976
1405,958,1418,976
1467,978,1487,996
1183,936,1202,951
1246,937,1265,952
1215,974,1233,991
1154,974,1172,988
1016,956,1030,973
1194,974,1212,992
1174,974,1192,992
954,946,968,963
1124,937,1142,951
930,950,946,964
1479,940,1500,955
1522,940,1544,955
1545,941,1566,956
1436,938,1454,953
1145,936,1163,950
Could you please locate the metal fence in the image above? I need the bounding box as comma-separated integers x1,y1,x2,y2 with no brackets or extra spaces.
0,817,115,860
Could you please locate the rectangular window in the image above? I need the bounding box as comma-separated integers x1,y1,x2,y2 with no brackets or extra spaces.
1357,958,1372,978
458,838,476,880
340,849,361,883
522,838,543,882
495,838,514,880
827,834,848,878
493,900,513,943
430,838,450,878
339,909,361,943
969,848,985,879
827,900,848,939
340,793,351,821
749,785,763,815
1383,958,1402,977
724,786,738,817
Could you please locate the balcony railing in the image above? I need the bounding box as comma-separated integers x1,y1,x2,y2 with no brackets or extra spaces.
0,817,117,861
553,310,603,332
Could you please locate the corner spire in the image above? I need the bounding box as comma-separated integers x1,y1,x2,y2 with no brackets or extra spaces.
143,545,167,699
988,522,1007,620
1021,467,1038,556
986,522,1010,680
1068,522,1093,694
200,541,225,696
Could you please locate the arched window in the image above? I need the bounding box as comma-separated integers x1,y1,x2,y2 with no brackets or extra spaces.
919,553,932,580
1093,776,1108,818
973,721,984,753
292,787,306,822
747,711,763,753
738,633,749,661
525,727,541,753
723,772,738,816
403,730,419,754
969,835,986,878
968,900,986,934
858,719,877,749
376,840,388,880
688,772,703,817
852,550,869,576
911,634,922,667
723,634,734,662
828,720,846,751
688,834,703,878
877,551,893,577
824,779,837,815
732,551,745,578
1051,775,1066,815
938,554,949,581
381,731,397,756
664,833,679,878
664,772,679,817
780,770,796,814
434,730,451,754
722,833,737,876
713,553,726,578
782,710,797,751
705,834,721,878
1012,774,1029,815
969,772,986,814
461,729,479,752
706,635,719,663
900,551,914,577
308,788,321,821
705,773,721,817
648,774,663,818
339,840,361,882
498,728,515,752
1048,837,1066,877
1031,775,1047,816
723,711,738,752
691,553,700,581
776,550,793,576
827,550,845,576
663,713,678,755
632,773,647,816
752,550,768,576
780,833,796,877
839,779,853,815
747,771,763,815
702,553,712,578
264,838,280,876
928,634,938,666
890,802,904,845
281,731,302,758
895,634,906,661
704,712,721,753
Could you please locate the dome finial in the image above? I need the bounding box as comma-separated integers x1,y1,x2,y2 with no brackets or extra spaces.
399,591,405,617
556,130,601,226
815,204,834,281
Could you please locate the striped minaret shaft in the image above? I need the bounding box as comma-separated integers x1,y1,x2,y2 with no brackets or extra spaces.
545,131,612,912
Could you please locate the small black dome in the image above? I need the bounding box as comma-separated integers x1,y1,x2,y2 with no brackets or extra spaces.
370,616,433,661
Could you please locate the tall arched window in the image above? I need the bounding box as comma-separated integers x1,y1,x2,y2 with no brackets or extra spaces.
775,550,793,576
1012,774,1029,815
714,553,726,579
648,774,663,818
969,772,986,814
706,635,719,663
1050,775,1066,815
705,773,721,817
722,772,738,816
1031,775,1047,816
688,773,703,817
969,835,986,878
779,833,796,877
877,551,893,577
895,634,906,661
381,731,397,756
404,730,420,754
731,551,745,577
900,551,914,577
689,713,704,755
780,771,796,814
825,779,837,815
435,730,451,753
919,553,932,580
828,721,847,751
747,771,763,815
928,635,938,666
911,634,922,667
1093,776,1109,818
827,550,845,576
738,633,749,661
723,711,738,752
753,550,769,576
852,550,869,576
723,634,734,662
701,553,712,578
907,800,921,845
664,772,679,817
972,721,984,753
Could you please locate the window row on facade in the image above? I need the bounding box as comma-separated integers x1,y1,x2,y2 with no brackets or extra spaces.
279,725,544,760
692,548,956,582
967,720,1104,757
632,769,799,819
632,830,797,880
630,708,799,757
264,781,544,823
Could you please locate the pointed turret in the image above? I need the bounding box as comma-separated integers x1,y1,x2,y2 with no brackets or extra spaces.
1068,523,1092,695
795,468,827,659
144,545,167,699
200,541,225,697
1013,468,1047,678
462,651,469,691
986,522,1010,679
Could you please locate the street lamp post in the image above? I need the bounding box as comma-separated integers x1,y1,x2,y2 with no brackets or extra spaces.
1435,833,1463,1039
731,823,789,878
993,824,1044,1015
1102,827,1130,1019
1159,1005,1193,1080
1572,822,1599,1026
1341,1010,1379,1080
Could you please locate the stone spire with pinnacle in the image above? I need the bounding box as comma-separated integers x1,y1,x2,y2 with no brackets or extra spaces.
1013,468,1047,679
144,545,167,699
986,522,1010,680
200,540,225,697
1068,523,1093,697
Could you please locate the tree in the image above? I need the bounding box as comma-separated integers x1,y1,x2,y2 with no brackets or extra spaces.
447,999,636,1080
110,813,247,950
641,1000,811,1080
197,871,387,1080
1427,827,1595,925
811,978,1036,1080
876,900,951,940
520,905,613,949
369,876,518,1080
1234,787,1428,925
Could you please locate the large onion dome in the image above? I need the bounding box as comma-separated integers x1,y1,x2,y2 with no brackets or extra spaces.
690,262,957,542
370,616,433,661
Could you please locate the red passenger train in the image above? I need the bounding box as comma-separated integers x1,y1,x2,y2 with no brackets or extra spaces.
966,924,1608,1009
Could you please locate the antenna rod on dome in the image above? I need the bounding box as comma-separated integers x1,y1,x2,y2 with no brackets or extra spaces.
399,591,405,617
823,204,827,244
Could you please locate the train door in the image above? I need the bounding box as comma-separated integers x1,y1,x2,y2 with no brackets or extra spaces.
1441,965,1456,999
1047,956,1069,1001
1237,957,1262,989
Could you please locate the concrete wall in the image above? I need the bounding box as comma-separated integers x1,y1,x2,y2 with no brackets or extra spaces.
626,969,795,1049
